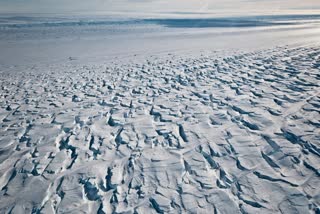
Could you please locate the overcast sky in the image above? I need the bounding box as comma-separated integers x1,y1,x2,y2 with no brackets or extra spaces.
0,0,319,14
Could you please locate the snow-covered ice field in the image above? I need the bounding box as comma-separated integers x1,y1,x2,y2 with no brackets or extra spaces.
0,13,320,213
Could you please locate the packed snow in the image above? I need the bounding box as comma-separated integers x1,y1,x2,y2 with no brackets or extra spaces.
0,13,319,213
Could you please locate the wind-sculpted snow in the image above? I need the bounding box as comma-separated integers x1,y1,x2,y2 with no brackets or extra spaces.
0,46,319,213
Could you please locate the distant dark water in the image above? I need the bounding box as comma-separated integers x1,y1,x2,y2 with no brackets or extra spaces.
0,14,319,29
145,14,320,28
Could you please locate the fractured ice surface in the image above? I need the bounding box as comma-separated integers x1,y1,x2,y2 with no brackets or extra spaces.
0,46,320,213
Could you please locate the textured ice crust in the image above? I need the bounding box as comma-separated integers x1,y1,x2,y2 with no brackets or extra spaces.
0,46,320,213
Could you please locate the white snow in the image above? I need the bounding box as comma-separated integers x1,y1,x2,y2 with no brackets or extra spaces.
0,12,320,213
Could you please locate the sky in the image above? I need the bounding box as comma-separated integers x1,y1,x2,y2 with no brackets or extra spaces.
0,0,319,15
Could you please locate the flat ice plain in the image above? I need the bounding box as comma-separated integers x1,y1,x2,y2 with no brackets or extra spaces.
0,13,320,213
